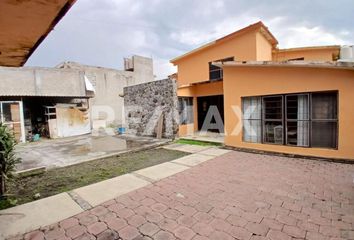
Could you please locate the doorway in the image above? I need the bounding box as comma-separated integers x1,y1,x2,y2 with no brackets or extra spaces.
197,95,224,132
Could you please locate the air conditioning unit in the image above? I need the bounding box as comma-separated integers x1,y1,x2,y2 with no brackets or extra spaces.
338,45,354,62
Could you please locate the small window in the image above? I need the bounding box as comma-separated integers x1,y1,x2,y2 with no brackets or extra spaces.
209,57,234,81
209,63,223,81
178,97,193,124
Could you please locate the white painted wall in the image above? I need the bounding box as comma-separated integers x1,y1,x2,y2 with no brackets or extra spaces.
55,107,91,138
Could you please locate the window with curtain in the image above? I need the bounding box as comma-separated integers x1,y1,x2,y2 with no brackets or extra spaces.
178,97,194,124
286,94,309,147
242,97,262,143
311,92,338,148
242,91,338,149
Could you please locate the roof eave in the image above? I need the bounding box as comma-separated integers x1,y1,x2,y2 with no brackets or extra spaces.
214,61,354,71
170,21,278,64
20,0,77,66
274,45,341,53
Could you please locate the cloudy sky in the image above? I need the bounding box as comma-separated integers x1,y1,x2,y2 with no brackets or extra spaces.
26,0,354,79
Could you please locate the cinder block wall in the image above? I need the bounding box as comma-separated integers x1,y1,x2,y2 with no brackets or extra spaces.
56,55,154,127
124,79,179,138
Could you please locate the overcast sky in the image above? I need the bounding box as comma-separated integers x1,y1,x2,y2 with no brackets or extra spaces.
26,0,354,79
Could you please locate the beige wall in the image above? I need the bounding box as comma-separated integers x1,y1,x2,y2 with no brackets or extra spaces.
223,66,354,160
256,32,273,61
273,48,339,61
174,31,257,86
177,81,224,97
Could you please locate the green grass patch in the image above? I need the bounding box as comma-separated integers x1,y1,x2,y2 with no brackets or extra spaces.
0,148,189,210
176,139,222,146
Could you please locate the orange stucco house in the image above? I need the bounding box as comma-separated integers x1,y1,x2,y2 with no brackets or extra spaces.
171,21,354,161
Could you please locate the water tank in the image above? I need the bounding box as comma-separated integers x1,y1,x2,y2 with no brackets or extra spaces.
339,45,354,62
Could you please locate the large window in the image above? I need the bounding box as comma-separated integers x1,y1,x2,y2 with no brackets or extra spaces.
209,57,234,81
178,97,194,124
242,92,338,149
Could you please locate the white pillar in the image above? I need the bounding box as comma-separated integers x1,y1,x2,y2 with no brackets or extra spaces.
19,101,26,143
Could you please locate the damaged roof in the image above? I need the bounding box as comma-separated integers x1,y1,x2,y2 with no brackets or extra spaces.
0,0,76,67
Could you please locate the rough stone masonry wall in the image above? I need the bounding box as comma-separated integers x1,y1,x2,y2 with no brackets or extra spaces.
124,79,179,138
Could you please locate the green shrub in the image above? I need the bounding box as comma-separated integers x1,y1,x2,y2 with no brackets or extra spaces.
0,123,21,197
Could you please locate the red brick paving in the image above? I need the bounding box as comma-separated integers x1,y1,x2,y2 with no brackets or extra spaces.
9,151,354,239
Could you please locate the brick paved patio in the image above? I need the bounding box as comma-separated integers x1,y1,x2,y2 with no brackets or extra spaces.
11,151,354,240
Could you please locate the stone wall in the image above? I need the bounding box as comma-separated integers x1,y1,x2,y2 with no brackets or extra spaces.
124,79,179,138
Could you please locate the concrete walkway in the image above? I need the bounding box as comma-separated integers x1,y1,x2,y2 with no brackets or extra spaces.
15,135,169,171
180,131,225,144
3,145,354,240
0,144,228,239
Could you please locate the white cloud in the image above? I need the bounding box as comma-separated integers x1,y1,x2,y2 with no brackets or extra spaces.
153,58,176,79
171,14,351,50
26,0,354,79
268,19,351,48
170,14,260,46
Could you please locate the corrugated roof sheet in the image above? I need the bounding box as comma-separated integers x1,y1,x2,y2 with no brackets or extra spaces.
0,66,91,97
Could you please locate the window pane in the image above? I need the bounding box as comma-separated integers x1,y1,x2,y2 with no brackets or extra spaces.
242,97,261,143
286,121,309,146
263,121,283,144
312,92,337,120
209,62,223,81
209,64,220,71
242,97,261,120
210,69,222,81
286,95,309,120
311,121,337,148
178,97,193,124
263,96,282,120
1,102,20,122
243,120,261,143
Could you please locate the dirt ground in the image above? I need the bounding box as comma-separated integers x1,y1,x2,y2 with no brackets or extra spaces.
2,148,189,209
15,134,169,171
